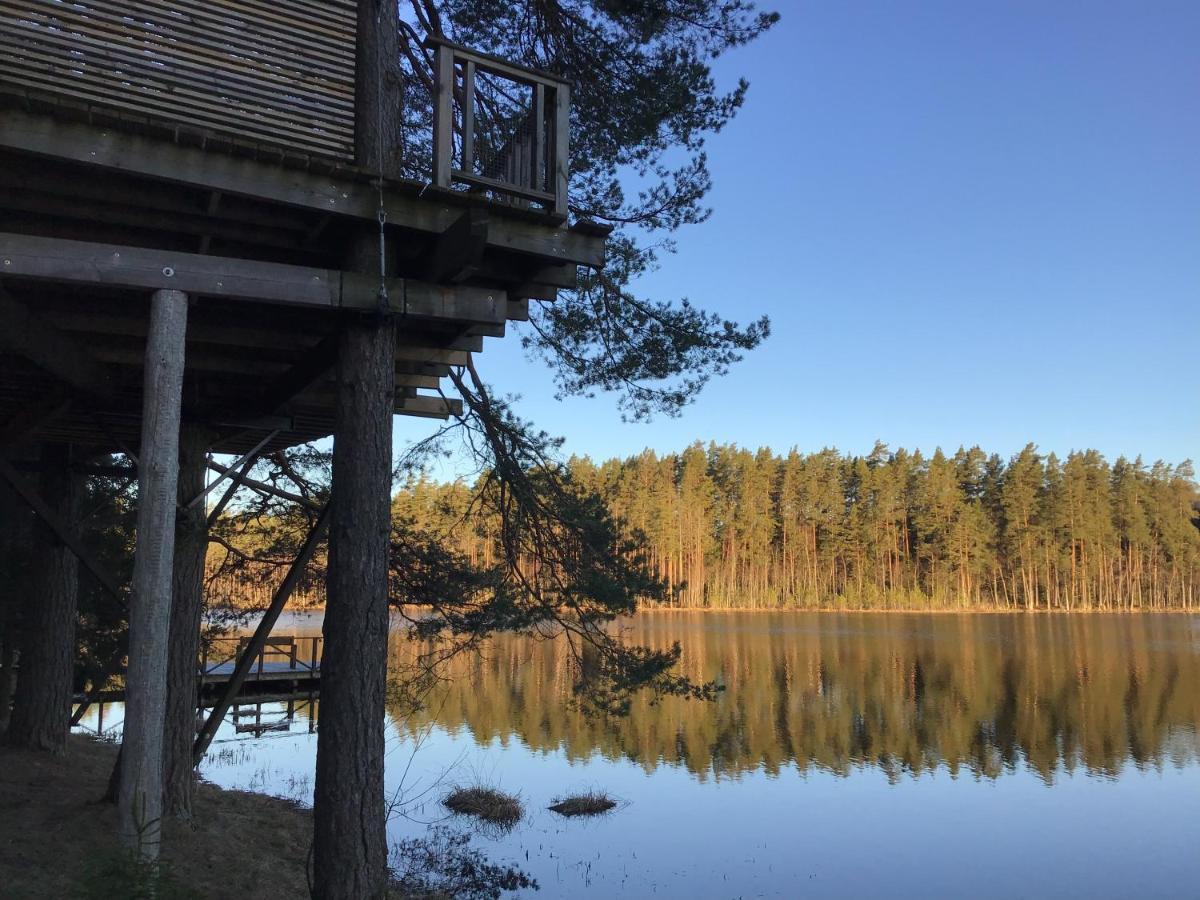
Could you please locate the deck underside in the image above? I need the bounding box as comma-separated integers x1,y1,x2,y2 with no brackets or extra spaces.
0,108,607,457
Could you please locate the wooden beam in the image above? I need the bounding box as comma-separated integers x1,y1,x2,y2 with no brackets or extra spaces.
425,208,488,283
0,233,508,323
506,298,530,321
193,501,330,763
0,110,606,268
399,395,462,419
393,346,470,366
254,331,340,414
0,386,71,446
0,286,118,401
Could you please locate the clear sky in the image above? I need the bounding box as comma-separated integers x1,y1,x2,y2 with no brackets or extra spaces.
402,0,1200,469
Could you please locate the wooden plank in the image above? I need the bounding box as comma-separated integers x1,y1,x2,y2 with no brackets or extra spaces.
0,111,607,268
0,286,117,401
393,346,470,366
534,83,546,194
29,0,356,80
432,43,454,189
461,60,475,174
399,395,462,419
0,19,354,112
0,66,351,155
425,207,488,283
0,0,357,160
553,83,570,217
0,186,305,252
423,36,568,89
506,297,530,321
0,233,508,323
452,169,556,205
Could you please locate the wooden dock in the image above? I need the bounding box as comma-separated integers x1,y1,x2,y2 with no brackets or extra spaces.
198,635,322,689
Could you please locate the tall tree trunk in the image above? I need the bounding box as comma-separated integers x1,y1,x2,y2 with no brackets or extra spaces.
312,311,395,899
312,3,400,894
118,288,188,860
0,480,26,737
162,424,210,817
7,443,80,754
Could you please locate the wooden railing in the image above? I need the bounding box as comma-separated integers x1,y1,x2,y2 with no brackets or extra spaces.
428,37,569,216
200,635,322,681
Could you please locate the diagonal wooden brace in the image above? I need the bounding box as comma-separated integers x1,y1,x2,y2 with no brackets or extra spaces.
192,499,331,764
0,454,124,601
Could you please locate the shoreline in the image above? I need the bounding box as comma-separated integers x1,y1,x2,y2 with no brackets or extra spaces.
213,604,1199,619
0,735,314,899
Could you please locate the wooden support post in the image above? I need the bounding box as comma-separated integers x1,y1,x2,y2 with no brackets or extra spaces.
162,424,210,818
117,288,188,861
192,502,331,764
6,443,80,754
314,312,393,900
312,2,401,894
553,82,571,217
462,60,476,174
432,43,455,188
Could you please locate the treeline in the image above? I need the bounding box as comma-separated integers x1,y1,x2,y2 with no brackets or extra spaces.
395,442,1200,611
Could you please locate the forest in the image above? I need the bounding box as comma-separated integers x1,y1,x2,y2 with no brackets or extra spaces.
213,442,1200,612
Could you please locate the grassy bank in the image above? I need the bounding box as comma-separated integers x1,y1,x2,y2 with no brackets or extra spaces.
0,736,312,899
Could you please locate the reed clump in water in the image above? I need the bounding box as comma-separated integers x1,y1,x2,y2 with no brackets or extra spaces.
548,791,617,817
442,785,523,827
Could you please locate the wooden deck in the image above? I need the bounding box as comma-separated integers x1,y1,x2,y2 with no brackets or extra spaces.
199,635,321,687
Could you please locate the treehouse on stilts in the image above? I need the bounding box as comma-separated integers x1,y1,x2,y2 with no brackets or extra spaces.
0,0,604,884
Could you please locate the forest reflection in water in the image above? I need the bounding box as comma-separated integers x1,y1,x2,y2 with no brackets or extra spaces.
387,612,1200,783
78,612,1200,897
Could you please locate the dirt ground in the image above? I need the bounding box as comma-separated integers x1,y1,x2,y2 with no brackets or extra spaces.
0,735,313,899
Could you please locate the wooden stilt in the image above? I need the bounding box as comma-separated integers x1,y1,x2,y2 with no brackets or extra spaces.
313,314,394,900
5,443,80,753
117,288,188,861
162,423,211,818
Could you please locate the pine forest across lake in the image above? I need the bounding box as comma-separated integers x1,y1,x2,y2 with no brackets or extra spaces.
79,610,1200,898
212,443,1200,613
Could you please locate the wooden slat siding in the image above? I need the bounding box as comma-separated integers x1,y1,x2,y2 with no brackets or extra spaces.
0,0,356,161
0,23,352,151
42,0,354,80
1,21,354,117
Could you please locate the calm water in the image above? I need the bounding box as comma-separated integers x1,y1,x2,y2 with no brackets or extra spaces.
78,612,1200,898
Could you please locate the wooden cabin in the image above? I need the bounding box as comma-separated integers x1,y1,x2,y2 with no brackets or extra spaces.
0,0,606,454
0,0,608,876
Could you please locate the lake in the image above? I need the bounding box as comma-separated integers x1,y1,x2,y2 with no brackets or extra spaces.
77,612,1200,898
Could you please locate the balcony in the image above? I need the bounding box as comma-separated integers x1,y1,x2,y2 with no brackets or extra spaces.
428,37,569,218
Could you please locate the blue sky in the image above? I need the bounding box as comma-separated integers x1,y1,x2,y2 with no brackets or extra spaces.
403,0,1200,468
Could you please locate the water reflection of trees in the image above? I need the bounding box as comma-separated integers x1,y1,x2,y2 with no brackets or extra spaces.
385,614,1200,783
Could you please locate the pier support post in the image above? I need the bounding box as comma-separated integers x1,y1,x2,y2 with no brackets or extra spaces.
312,1,401,896
6,443,79,753
312,309,395,900
162,423,210,818
118,288,188,860
0,478,27,737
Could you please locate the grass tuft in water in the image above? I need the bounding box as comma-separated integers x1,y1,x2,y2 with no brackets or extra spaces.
442,785,523,827
548,790,617,817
